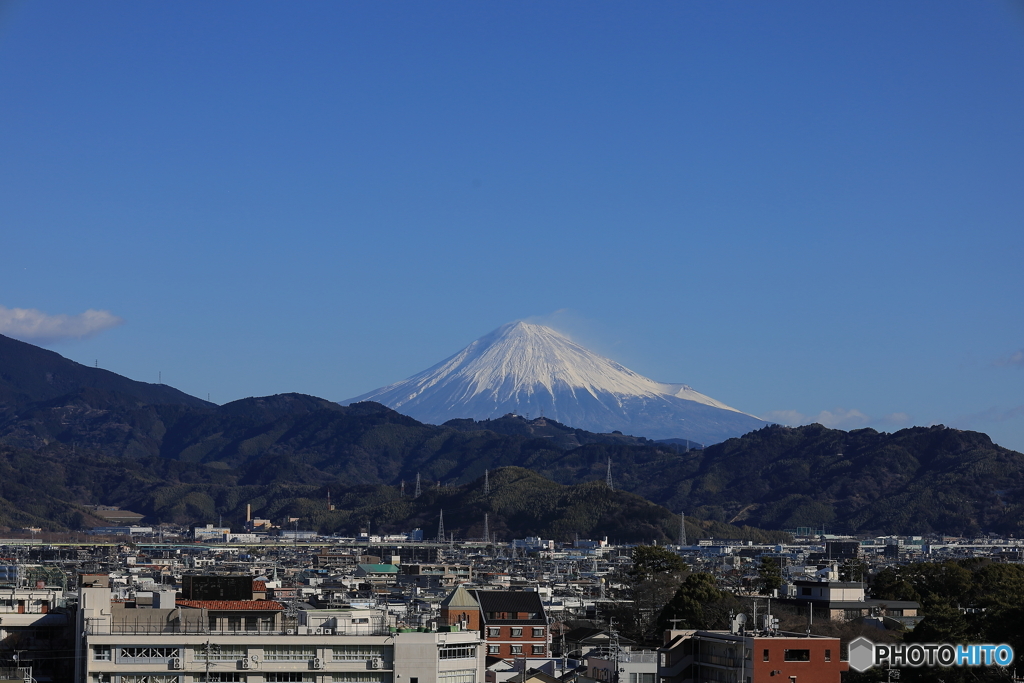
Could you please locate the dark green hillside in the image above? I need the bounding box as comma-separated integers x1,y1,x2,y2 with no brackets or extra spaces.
659,423,1024,536
0,438,787,543
2,335,1023,537
0,333,211,411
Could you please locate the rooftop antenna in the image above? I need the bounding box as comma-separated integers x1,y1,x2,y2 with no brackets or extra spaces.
415,473,421,498
606,457,613,491
437,510,445,543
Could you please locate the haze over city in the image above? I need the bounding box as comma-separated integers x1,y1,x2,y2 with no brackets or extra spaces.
1,2,1023,450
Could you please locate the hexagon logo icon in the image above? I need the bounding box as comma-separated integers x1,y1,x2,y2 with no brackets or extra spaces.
848,637,876,672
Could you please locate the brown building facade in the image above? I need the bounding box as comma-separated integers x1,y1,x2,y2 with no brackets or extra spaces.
440,587,549,659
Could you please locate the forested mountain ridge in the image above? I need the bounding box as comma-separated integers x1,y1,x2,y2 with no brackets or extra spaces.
0,333,211,411
2,336,1022,537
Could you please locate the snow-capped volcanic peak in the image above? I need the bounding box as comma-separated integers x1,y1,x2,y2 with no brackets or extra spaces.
344,321,764,444
411,321,670,404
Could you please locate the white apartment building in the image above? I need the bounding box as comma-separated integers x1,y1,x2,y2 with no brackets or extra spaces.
74,577,484,683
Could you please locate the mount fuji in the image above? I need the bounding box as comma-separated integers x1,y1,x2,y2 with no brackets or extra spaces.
343,321,766,444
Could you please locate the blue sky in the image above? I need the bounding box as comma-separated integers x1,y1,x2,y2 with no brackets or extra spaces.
2,1,1023,450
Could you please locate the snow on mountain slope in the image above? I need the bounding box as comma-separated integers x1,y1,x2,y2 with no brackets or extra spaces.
342,321,765,444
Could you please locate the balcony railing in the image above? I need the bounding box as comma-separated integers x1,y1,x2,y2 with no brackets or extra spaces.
84,623,392,636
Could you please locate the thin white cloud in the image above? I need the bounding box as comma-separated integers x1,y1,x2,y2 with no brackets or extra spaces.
0,305,123,344
761,409,808,426
762,407,882,430
951,405,1024,430
878,412,913,428
996,349,1024,367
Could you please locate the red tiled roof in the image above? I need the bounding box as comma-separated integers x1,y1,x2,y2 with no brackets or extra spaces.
176,599,283,611
252,580,267,591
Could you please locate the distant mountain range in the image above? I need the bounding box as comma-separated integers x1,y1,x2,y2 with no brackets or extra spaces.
0,333,211,414
344,321,766,444
1,332,1022,538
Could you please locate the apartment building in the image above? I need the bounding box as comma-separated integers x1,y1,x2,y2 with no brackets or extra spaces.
74,575,484,683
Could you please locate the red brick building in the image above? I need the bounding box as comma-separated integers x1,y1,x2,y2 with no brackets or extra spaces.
659,628,847,683
440,586,549,659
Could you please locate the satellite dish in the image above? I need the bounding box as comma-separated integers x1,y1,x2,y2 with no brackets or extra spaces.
735,614,747,624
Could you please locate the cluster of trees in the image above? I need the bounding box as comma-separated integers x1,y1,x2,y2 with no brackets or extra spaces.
840,559,1024,683
608,545,745,644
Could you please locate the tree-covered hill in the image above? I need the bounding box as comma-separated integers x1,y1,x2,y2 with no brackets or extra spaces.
2,339,1022,537
0,333,211,412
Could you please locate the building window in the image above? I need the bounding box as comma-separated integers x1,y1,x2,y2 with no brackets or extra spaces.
206,675,246,682
332,676,391,683
438,670,475,683
264,646,317,661
118,647,180,663
801,587,811,596
227,616,242,632
763,649,769,662
193,645,246,661
532,628,544,637
333,645,389,662
488,645,500,655
440,645,476,660
825,649,831,662
488,627,501,637
116,677,182,683
784,650,811,662
266,675,315,683
511,645,523,655
93,645,111,661
245,616,259,631
511,627,523,637
532,645,545,655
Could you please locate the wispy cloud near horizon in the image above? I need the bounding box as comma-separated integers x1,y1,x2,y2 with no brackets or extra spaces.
762,407,914,431
996,349,1024,367
0,305,124,344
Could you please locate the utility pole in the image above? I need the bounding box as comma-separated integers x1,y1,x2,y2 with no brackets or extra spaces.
198,640,220,682
680,512,686,549
483,513,489,544
437,510,445,544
